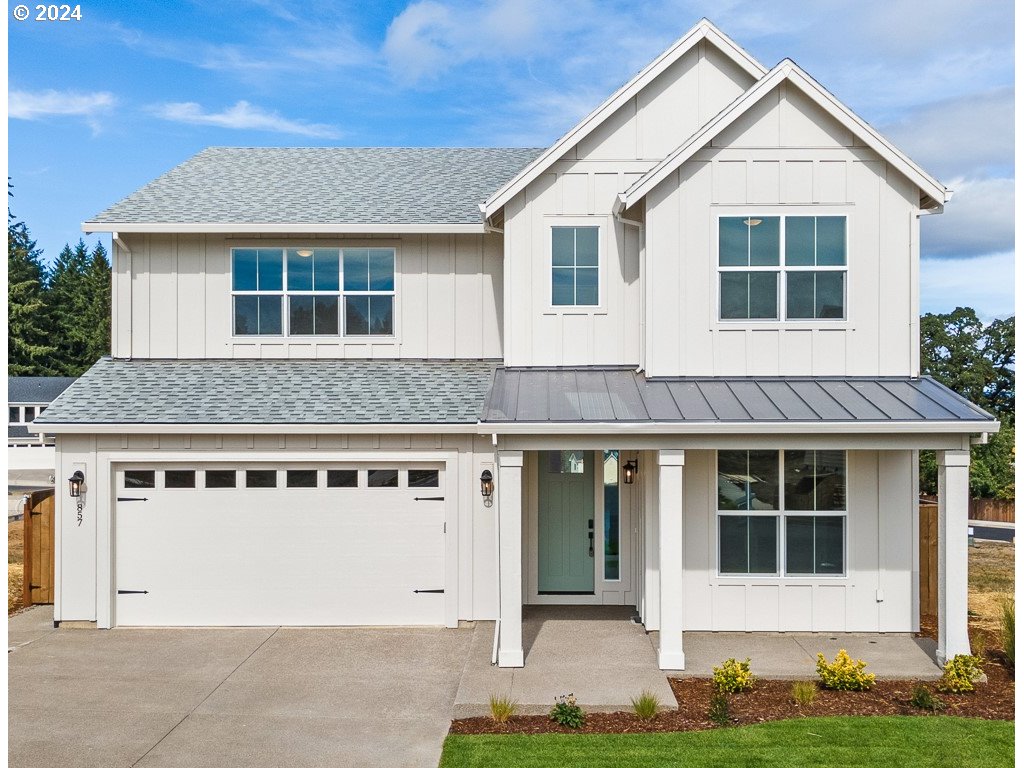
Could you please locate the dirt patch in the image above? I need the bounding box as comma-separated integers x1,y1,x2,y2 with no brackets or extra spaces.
968,541,1014,631
9,520,24,614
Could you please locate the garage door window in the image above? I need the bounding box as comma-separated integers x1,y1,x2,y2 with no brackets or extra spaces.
125,470,155,489
205,470,237,488
368,469,399,488
286,469,318,488
408,469,439,488
327,469,358,488
246,470,277,488
164,470,196,489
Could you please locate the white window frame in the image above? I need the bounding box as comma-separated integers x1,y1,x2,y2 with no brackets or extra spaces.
340,247,397,338
545,216,606,312
715,449,848,579
714,212,849,325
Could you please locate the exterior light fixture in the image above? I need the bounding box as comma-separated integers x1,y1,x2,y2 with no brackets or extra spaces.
480,469,494,507
743,218,762,227
623,459,638,485
296,248,314,258
68,470,85,497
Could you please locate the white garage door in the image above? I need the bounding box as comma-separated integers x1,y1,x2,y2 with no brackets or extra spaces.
115,463,446,626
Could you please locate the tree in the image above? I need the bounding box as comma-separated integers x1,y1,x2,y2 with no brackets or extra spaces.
919,308,1015,499
8,206,55,375
46,239,110,375
81,242,111,366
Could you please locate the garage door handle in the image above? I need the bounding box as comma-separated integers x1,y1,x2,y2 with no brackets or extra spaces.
117,497,149,502
117,589,149,595
413,589,444,594
414,496,444,501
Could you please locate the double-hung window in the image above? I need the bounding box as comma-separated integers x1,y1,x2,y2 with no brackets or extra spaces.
717,449,847,577
551,226,599,306
232,247,395,337
718,216,847,321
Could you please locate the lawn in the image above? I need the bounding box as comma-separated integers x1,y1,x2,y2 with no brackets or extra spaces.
441,716,1013,768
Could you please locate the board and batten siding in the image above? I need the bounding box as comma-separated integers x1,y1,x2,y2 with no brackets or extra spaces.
112,233,503,359
502,39,757,368
644,81,921,377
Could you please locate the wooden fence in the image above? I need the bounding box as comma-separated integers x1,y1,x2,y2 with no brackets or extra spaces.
920,496,1015,523
22,489,55,607
919,502,938,617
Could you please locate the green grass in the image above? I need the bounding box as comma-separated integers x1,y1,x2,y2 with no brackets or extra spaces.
440,716,1013,768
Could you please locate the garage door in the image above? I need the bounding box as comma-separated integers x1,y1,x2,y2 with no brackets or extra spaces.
115,464,446,626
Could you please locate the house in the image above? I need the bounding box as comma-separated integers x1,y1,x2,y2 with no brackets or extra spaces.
33,20,997,671
9,376,77,475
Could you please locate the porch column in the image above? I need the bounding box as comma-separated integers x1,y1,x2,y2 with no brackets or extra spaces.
657,449,685,670
936,449,971,664
497,450,524,667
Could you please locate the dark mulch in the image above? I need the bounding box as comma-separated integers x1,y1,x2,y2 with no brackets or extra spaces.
451,623,1014,735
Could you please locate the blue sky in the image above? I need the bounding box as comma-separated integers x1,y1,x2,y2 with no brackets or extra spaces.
8,0,1014,319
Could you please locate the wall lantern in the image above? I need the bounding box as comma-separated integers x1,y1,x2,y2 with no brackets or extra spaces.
68,470,85,498
480,469,494,507
623,459,638,485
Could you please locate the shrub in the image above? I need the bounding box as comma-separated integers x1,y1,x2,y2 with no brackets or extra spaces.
549,694,585,729
630,689,661,721
488,694,518,724
1001,599,1015,667
791,680,817,707
815,650,876,691
910,683,945,712
708,692,730,726
712,657,755,694
937,654,984,693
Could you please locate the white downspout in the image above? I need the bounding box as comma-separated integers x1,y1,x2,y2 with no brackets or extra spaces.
113,232,133,360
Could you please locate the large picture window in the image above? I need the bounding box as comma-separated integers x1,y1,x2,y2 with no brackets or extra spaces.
718,216,847,321
717,449,847,577
231,247,395,337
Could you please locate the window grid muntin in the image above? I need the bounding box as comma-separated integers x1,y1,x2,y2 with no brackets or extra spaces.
716,449,848,578
550,226,600,307
231,247,396,338
717,215,848,322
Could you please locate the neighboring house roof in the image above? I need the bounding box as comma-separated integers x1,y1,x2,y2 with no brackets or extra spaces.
9,425,33,439
482,18,767,219
34,358,498,427
8,377,78,405
481,368,997,433
83,147,544,234
619,59,950,212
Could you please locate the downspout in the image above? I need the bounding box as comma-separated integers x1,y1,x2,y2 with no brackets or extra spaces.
113,232,133,360
614,196,645,371
490,432,501,664
479,203,504,235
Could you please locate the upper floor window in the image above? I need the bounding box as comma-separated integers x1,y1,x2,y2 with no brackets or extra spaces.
718,216,846,321
232,247,395,336
551,226,599,306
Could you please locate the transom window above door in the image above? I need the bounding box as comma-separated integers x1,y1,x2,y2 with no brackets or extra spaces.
718,216,847,321
231,247,395,337
551,226,599,306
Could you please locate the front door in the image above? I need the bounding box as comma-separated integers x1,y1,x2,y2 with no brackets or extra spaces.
538,450,595,594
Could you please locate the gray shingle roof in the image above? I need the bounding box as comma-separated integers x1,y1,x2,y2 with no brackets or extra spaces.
36,358,497,425
9,377,78,404
87,147,545,226
482,368,996,424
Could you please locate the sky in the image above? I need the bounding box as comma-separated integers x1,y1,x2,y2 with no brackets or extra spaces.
7,0,1015,319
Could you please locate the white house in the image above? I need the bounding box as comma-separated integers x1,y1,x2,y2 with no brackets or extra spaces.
35,20,997,671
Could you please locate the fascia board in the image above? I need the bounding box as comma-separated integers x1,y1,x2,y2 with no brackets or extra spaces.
31,422,481,435
477,420,1000,435
482,20,766,219
82,222,487,235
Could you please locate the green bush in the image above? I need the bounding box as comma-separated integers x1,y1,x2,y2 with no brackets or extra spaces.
815,650,876,691
630,689,661,721
488,694,518,724
1001,599,1015,666
708,692,731,726
910,683,945,712
549,694,585,729
791,680,817,707
712,657,755,694
937,654,984,693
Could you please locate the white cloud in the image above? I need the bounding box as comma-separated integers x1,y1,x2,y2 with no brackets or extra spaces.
921,177,1015,259
153,100,341,139
9,89,116,126
920,251,1014,320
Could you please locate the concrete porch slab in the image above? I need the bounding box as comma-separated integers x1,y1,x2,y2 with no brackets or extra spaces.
649,630,942,680
454,606,676,717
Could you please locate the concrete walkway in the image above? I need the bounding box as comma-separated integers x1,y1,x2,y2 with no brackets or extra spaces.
454,606,676,716
650,630,942,679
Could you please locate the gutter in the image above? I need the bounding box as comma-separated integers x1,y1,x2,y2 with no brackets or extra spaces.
83,222,488,235
474,420,1001,436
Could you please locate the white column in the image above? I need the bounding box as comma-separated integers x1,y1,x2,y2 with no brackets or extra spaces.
497,450,524,667
936,449,971,663
657,449,685,670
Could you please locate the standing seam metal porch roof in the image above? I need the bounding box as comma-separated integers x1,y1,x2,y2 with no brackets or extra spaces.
481,368,995,425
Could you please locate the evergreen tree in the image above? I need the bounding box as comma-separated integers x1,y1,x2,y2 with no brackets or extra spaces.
47,239,94,375
81,242,111,366
8,206,55,375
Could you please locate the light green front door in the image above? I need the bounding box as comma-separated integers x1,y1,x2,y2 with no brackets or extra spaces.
538,450,595,594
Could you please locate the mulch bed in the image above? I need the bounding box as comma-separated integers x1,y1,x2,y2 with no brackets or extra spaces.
450,622,1013,735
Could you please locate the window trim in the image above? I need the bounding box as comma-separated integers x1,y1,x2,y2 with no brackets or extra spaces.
544,216,606,313
714,211,850,327
714,449,848,580
229,243,400,340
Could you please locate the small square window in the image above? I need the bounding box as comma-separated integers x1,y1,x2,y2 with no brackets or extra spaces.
246,470,277,488
125,470,155,489
205,470,237,488
286,469,318,488
164,470,196,489
408,469,439,488
9,407,19,423
367,469,399,488
23,406,36,423
327,469,358,488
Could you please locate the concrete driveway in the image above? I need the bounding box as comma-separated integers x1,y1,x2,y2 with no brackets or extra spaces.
9,607,471,768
